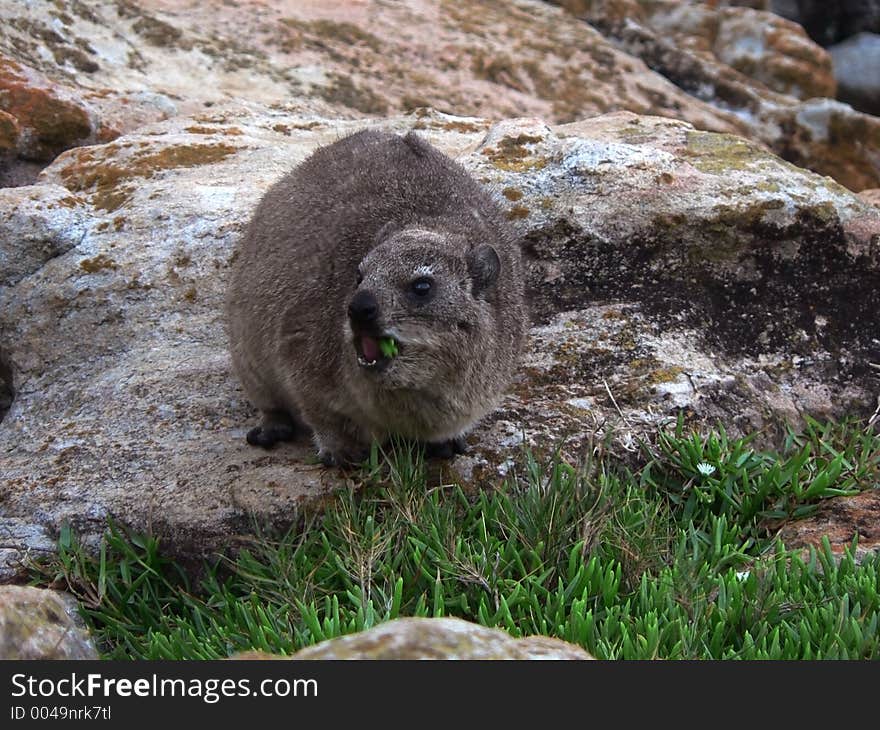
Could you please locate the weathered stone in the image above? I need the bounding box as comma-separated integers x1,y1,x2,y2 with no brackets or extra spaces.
0,585,98,659
779,489,880,563
0,107,878,576
829,33,880,116
763,98,880,193
713,8,836,99
235,618,594,660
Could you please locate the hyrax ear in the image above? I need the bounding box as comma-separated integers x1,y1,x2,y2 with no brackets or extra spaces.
375,220,401,245
467,244,500,298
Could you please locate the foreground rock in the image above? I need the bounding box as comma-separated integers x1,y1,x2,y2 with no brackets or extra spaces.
238,618,593,660
0,585,98,659
1,0,879,190
1,107,878,576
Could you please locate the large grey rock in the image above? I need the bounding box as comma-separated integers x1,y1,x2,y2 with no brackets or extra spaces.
239,618,594,660
0,585,98,659
829,33,880,116
0,107,878,577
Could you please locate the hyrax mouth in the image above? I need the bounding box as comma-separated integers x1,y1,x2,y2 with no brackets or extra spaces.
355,333,400,371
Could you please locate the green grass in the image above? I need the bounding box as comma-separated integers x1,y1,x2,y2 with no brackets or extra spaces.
30,416,880,659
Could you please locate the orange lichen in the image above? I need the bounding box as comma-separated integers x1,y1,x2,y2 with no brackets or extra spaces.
442,120,485,133
58,142,238,212
79,254,117,273
481,133,546,172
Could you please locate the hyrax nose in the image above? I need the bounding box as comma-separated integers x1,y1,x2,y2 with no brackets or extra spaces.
348,290,379,324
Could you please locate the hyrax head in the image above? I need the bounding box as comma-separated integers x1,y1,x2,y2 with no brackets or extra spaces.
346,226,501,390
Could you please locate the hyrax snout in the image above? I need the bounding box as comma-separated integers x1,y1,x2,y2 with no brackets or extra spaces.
226,128,527,467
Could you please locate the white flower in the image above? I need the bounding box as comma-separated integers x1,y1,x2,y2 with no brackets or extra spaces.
696,462,716,476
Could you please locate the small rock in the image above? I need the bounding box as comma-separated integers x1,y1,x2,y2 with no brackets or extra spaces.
829,32,880,116
237,618,594,660
0,585,98,660
779,489,880,563
714,8,836,99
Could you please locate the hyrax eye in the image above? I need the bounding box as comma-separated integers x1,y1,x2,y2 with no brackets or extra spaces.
356,270,364,286
410,277,433,297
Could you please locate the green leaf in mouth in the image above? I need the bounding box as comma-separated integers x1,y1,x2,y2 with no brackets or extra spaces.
379,337,399,358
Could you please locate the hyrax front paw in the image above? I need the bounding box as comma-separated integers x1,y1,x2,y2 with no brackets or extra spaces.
246,410,299,449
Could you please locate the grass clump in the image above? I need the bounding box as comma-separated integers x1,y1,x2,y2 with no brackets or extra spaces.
30,418,880,660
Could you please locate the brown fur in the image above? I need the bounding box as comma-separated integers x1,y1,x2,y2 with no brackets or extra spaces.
226,129,526,465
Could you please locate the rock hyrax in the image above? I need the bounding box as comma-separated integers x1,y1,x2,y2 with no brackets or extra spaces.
226,129,526,466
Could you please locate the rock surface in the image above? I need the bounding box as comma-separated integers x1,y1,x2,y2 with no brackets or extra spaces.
1,0,879,190
0,585,98,659
1,107,878,577
238,617,594,660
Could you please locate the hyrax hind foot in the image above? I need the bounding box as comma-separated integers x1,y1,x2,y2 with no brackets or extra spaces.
423,436,468,460
246,410,299,449
317,443,370,469
313,418,370,468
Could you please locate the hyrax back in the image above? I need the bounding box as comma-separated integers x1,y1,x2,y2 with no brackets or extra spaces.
226,129,526,466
